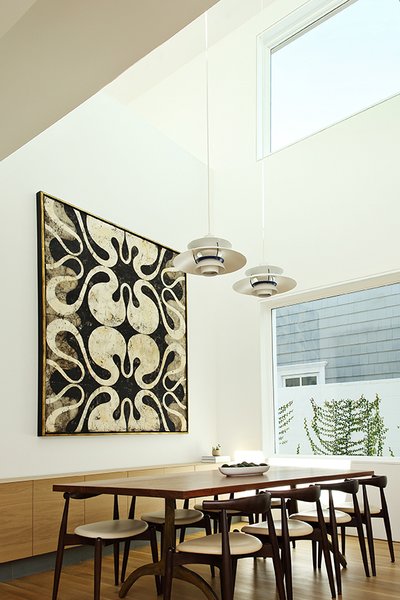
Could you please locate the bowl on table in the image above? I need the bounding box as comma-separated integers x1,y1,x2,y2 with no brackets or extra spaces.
218,463,270,477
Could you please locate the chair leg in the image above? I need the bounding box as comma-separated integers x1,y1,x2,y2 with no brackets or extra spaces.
318,540,322,569
121,540,131,583
319,530,336,598
213,516,219,534
354,517,370,577
52,494,70,600
52,540,65,600
269,536,286,600
160,529,164,556
374,489,395,564
382,509,396,563
122,495,139,583
160,529,165,592
340,526,346,555
311,540,317,570
364,515,376,577
179,526,186,543
204,514,216,578
282,537,293,600
232,558,238,587
113,542,119,585
94,538,103,600
220,556,234,600
329,526,342,596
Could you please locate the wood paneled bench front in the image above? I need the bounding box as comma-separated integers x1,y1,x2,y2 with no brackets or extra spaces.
0,462,218,564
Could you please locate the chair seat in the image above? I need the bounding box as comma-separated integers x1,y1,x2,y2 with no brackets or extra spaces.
141,508,204,526
176,531,262,555
74,518,148,540
291,508,352,524
335,501,381,515
242,518,313,538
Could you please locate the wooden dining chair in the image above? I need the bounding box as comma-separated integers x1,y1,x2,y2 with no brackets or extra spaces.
336,475,395,576
163,492,285,600
243,485,337,600
192,485,283,533
123,497,250,585
289,479,369,596
192,492,262,535
52,492,159,600
121,501,208,582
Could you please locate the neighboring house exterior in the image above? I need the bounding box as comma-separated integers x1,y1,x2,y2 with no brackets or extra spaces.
275,283,400,386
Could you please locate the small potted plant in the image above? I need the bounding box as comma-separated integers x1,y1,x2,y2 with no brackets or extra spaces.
212,444,221,457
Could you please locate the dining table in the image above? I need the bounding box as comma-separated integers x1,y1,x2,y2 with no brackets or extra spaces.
53,464,374,599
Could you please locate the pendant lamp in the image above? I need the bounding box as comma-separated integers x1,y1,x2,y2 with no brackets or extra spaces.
173,14,246,278
233,161,296,298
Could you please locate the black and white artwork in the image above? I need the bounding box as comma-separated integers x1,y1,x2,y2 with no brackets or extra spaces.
37,192,187,435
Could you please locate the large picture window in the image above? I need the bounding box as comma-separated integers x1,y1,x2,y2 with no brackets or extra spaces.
272,283,400,456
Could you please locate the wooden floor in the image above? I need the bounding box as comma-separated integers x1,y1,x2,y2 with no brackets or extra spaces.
0,537,398,600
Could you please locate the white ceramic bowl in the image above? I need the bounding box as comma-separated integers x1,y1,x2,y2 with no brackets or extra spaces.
218,465,270,477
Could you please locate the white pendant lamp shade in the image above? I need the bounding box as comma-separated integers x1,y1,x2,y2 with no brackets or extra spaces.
173,236,246,277
233,264,296,298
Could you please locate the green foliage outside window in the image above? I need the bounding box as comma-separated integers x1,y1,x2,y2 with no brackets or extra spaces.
303,394,387,456
278,400,294,446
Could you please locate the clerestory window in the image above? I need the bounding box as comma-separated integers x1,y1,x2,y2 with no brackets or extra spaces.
258,0,400,155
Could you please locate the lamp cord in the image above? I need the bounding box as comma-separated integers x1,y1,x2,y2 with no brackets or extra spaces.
260,0,266,266
205,12,212,236
261,158,266,263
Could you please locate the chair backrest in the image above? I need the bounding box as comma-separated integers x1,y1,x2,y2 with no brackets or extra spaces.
69,492,102,500
263,485,320,517
358,475,388,516
62,493,104,533
320,479,359,495
203,490,271,516
359,475,387,489
63,492,133,528
268,485,321,504
320,479,362,530
256,485,325,540
267,486,331,548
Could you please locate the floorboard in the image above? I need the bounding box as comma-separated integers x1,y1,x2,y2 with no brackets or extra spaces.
0,537,397,599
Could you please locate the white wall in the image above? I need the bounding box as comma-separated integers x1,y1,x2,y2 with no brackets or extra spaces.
265,94,400,290
0,92,220,478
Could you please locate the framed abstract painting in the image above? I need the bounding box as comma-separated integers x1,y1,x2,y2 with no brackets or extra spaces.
37,192,187,435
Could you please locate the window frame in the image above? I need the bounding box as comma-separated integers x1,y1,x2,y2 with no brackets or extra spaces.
260,271,400,458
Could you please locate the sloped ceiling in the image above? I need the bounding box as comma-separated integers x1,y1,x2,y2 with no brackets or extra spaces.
0,0,219,160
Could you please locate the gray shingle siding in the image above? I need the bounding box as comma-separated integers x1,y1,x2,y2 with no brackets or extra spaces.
275,283,400,382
